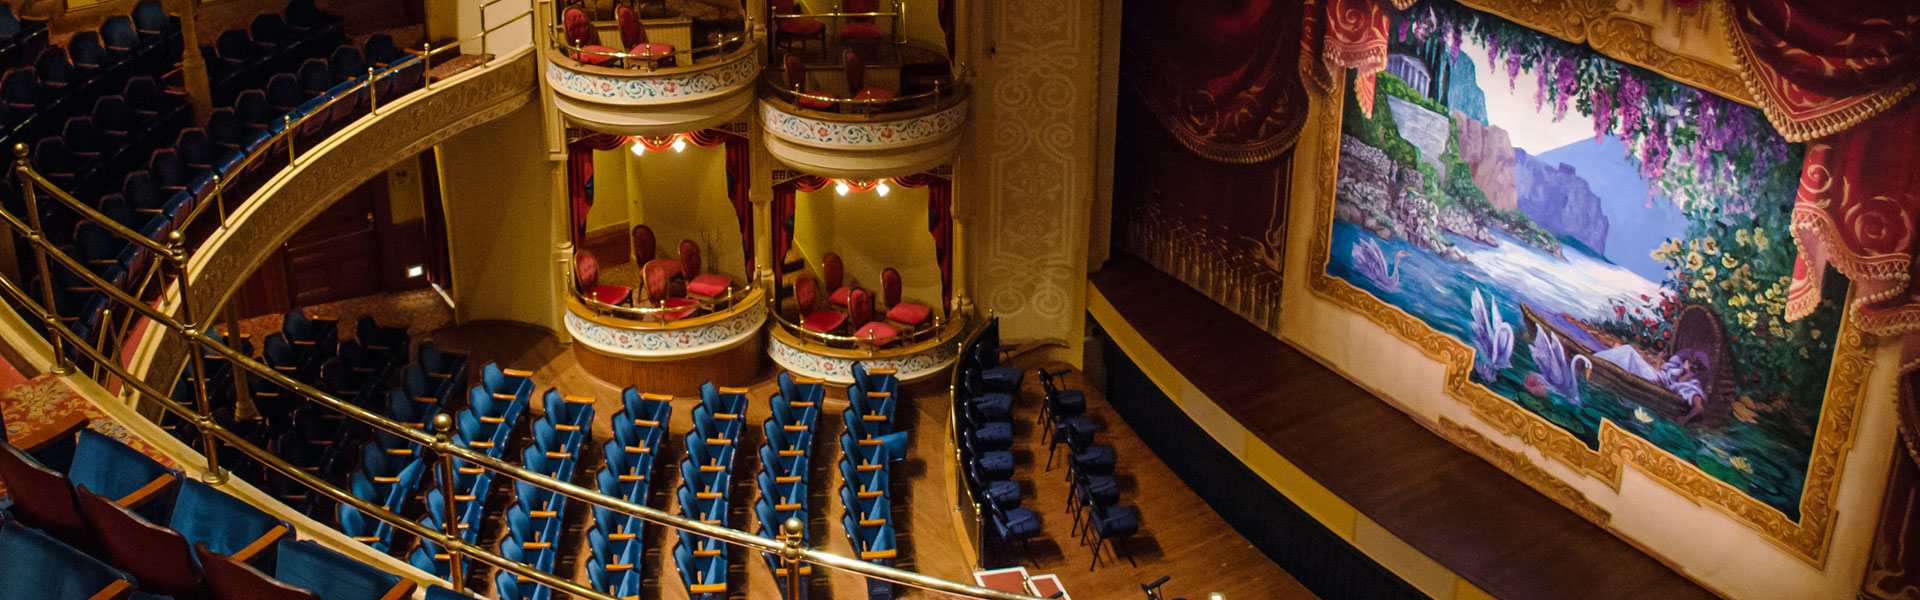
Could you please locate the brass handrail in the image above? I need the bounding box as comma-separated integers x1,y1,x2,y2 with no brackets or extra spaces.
770,303,953,351
549,28,752,71
2,130,1040,600
573,283,749,318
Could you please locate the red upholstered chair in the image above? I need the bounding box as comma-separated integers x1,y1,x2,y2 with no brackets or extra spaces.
615,6,674,68
76,486,205,600
784,53,834,110
196,544,321,600
576,250,632,306
839,0,885,61
563,7,619,65
632,224,657,264
881,267,931,329
680,239,734,300
645,259,697,321
844,49,895,104
771,0,825,56
823,253,852,307
849,288,898,345
0,441,97,554
795,273,846,333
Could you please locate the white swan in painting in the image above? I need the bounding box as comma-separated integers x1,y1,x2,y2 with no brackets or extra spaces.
1527,329,1592,404
1468,289,1514,382
1352,237,1411,292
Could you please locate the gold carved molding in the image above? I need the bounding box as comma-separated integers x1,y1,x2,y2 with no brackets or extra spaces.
1299,0,1871,567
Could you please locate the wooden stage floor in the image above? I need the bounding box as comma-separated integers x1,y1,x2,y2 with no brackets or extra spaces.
245,289,1313,599
1090,254,1716,600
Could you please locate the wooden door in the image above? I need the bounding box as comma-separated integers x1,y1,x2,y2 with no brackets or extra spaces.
283,183,384,307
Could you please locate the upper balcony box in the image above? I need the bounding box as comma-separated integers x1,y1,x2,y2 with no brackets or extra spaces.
757,6,966,180
546,3,759,136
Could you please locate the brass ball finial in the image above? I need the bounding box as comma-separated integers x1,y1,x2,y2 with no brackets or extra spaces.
782,517,804,538
12,142,26,159
432,412,455,433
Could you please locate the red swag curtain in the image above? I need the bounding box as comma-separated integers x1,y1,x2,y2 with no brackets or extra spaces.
1122,0,1310,163
895,173,953,311
566,132,627,242
1723,2,1920,597
772,175,829,290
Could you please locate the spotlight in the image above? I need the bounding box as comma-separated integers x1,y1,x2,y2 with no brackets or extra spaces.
875,181,890,196
672,138,686,152
835,181,851,195
630,143,645,156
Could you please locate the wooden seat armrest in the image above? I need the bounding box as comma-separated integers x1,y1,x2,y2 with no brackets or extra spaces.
563,394,595,404
640,393,674,401
386,448,415,456
555,424,580,432
351,535,382,543
115,474,178,509
866,368,896,375
609,532,636,541
706,437,731,445
523,542,552,549
774,566,813,576
779,449,805,457
690,583,727,594
632,419,659,428
700,465,725,473
16,413,87,454
860,548,897,560
862,414,887,422
413,397,437,404
530,510,558,518
374,475,400,484
378,581,418,600
490,392,516,400
426,372,452,378
290,339,317,346
713,413,739,420
618,474,645,482
858,438,882,446
783,424,808,432
791,376,824,384
857,463,882,471
625,444,650,454
857,490,882,499
478,415,504,424
776,475,802,484
545,451,572,459
789,401,816,408
717,386,749,394
859,517,885,527
469,440,495,448
697,491,723,500
88,579,133,600
501,368,534,377
693,549,723,557
866,391,890,398
774,502,802,512
232,525,291,562
606,563,634,571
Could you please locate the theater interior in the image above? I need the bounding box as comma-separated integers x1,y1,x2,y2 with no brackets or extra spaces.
0,0,1915,598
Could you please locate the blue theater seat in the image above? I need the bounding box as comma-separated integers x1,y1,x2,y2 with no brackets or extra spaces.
171,478,291,564
699,382,747,417
274,538,417,600
69,428,179,522
673,539,727,599
619,387,671,428
839,455,889,499
0,521,134,600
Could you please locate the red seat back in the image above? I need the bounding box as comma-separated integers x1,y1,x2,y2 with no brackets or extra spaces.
772,0,798,15
0,442,91,549
197,544,321,600
784,53,806,91
849,288,873,324
76,486,203,600
846,0,876,23
794,273,819,314
632,224,656,264
576,250,600,291
679,239,701,279
562,7,597,47
644,259,673,300
844,49,864,92
616,6,645,48
822,253,843,290
881,267,901,308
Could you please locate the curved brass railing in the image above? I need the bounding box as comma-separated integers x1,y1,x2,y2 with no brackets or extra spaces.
546,0,752,72
0,56,1040,600
770,303,956,352
950,316,992,566
563,255,753,322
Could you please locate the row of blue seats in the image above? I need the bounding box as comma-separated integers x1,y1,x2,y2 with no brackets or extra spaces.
0,430,412,600
673,383,751,599
754,372,826,598
584,387,673,598
406,362,533,582
1037,368,1140,571
840,364,908,600
956,327,1046,565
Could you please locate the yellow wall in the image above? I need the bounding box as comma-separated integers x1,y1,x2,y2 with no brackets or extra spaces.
437,103,562,329
793,186,941,306
626,142,748,279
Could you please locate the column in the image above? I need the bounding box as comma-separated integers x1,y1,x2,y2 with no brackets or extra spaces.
176,0,212,122
749,120,777,294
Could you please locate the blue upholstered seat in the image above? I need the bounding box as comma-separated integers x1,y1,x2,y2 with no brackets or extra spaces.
275,538,416,600
698,382,747,417
0,521,134,600
619,387,671,428
171,478,290,563
68,429,180,521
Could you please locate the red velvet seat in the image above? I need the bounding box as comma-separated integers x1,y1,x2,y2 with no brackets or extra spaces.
880,267,931,328
772,0,825,55
795,274,845,333
823,253,851,307
780,18,825,36
854,88,896,101
843,50,896,105
563,7,612,64
688,274,732,298
576,251,631,306
841,22,884,38
658,298,699,321
839,0,885,60
854,321,898,342
578,45,621,64
645,260,696,321
632,224,657,265
847,289,896,345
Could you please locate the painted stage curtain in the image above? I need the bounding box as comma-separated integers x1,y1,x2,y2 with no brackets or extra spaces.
1122,0,1310,163
566,132,627,241
682,130,753,272
772,175,829,291
1723,2,1920,597
895,173,953,311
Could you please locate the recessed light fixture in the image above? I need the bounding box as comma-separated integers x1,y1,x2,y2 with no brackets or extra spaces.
835,181,851,195
406,265,424,278
875,181,890,196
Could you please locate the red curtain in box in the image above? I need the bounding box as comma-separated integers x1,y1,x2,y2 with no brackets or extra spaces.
565,132,628,242
895,172,953,312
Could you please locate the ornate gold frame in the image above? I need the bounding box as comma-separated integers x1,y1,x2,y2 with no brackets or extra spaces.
1301,0,1870,567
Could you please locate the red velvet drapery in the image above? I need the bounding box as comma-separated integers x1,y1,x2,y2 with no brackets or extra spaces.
1723,3,1920,597
1300,0,1393,110
566,132,628,242
895,173,953,311
1123,0,1311,163
772,175,829,291
937,0,954,59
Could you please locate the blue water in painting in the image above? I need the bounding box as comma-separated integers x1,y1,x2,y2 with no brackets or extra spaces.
1328,219,1809,517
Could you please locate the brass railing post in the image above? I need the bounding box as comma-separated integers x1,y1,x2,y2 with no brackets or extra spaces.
432,413,466,585
285,115,298,165
14,144,71,375
224,303,258,421
781,517,805,600
423,43,434,89
169,229,224,483
210,174,226,229
367,67,379,112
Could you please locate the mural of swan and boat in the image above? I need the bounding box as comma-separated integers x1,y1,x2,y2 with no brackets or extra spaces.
1516,303,1736,429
